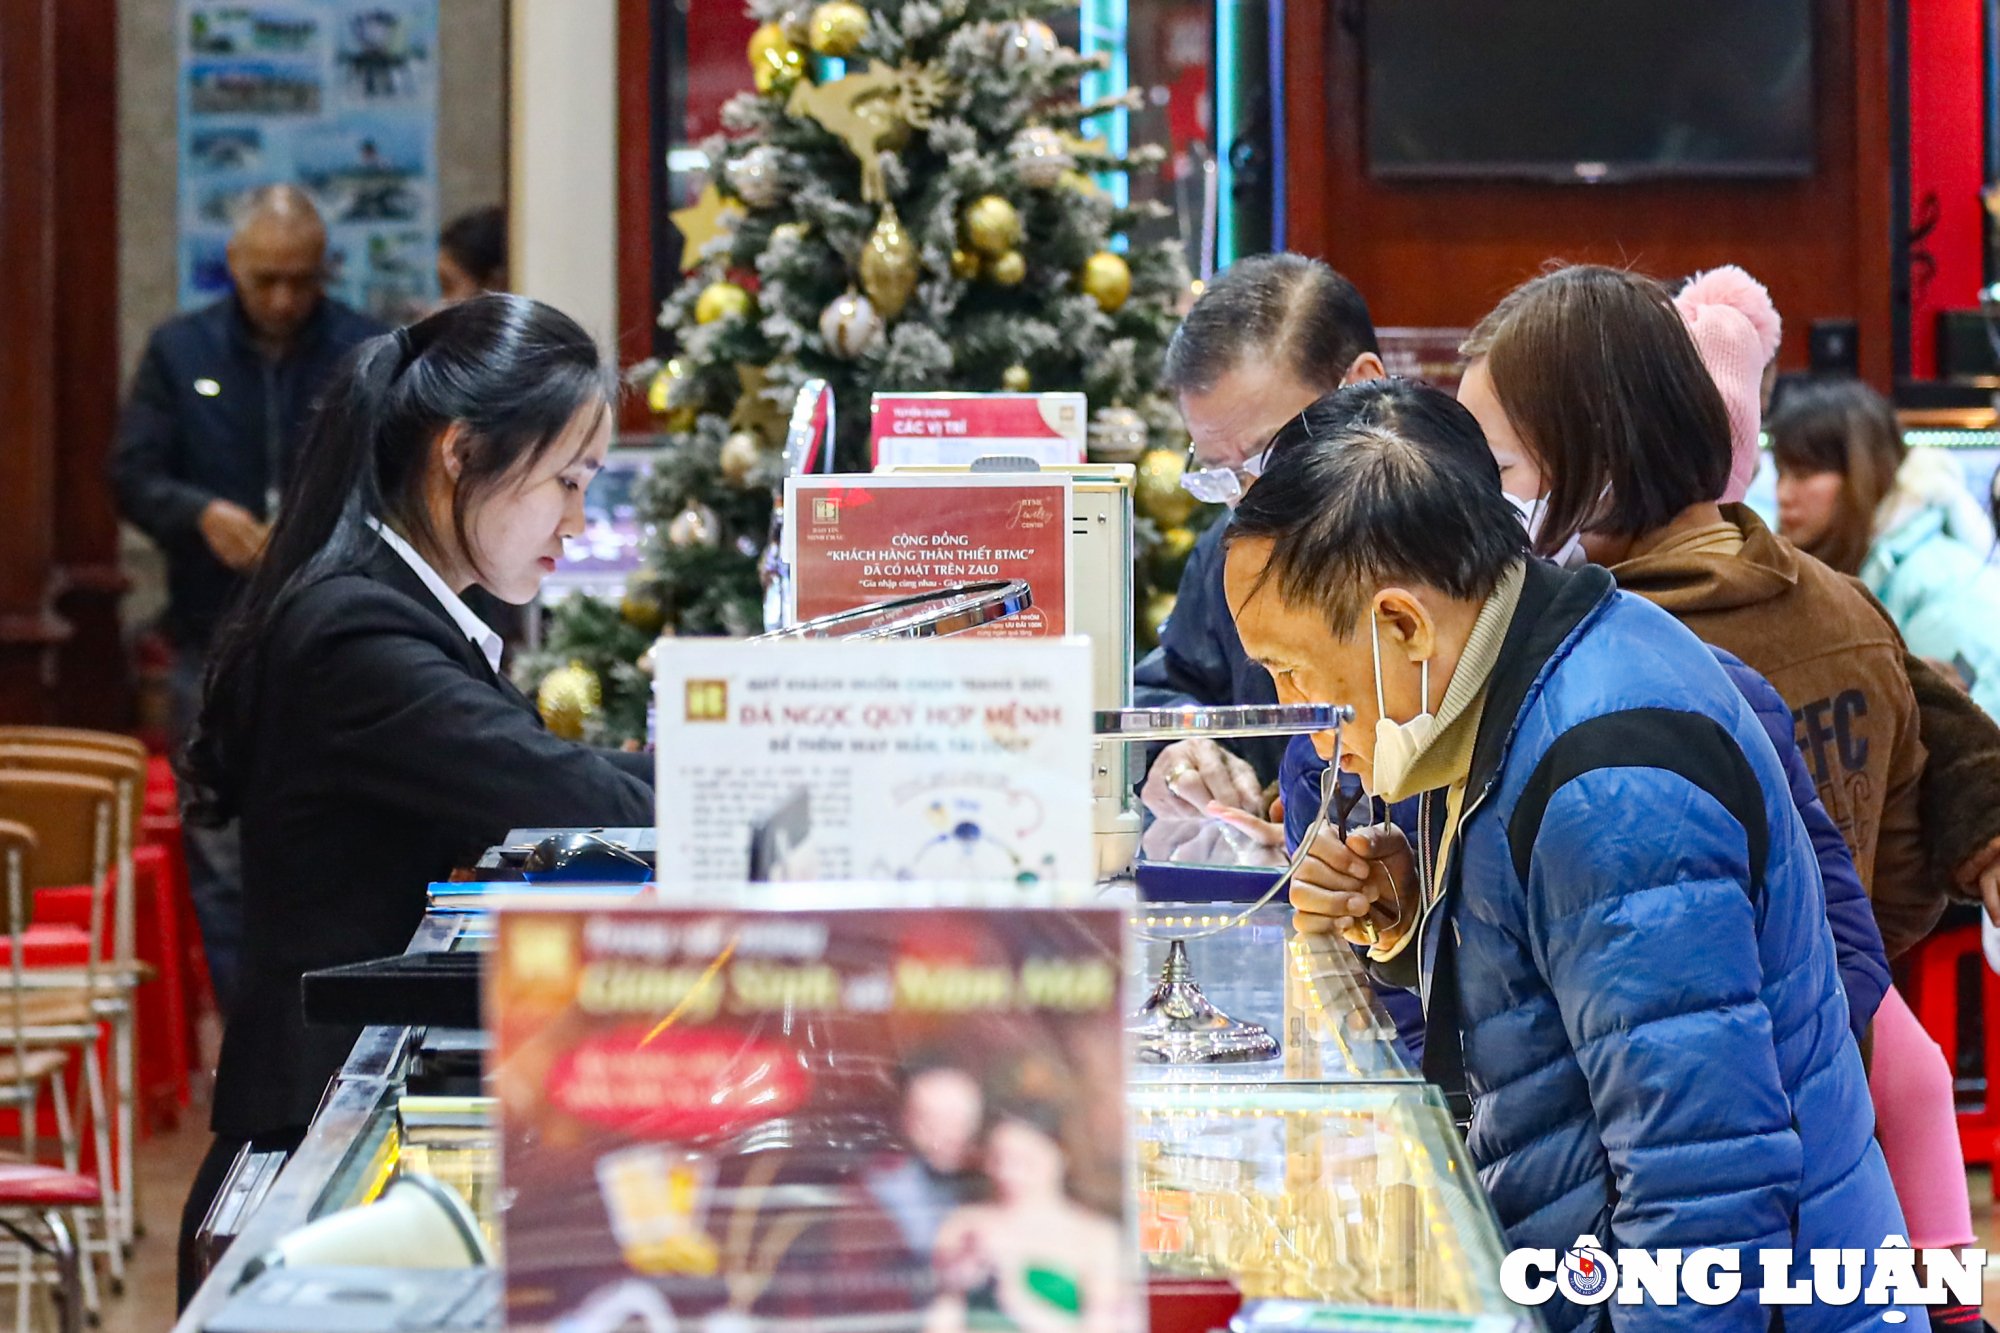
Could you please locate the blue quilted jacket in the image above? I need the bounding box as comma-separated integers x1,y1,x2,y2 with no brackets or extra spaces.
1387,562,1909,1330
1281,651,1891,1052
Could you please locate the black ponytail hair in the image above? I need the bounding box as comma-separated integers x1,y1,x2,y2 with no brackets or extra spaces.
184,292,617,822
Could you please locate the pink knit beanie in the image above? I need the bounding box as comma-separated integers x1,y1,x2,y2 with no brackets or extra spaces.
1675,265,1782,503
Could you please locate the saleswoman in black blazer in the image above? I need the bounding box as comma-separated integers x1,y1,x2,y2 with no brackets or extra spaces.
176,294,653,1304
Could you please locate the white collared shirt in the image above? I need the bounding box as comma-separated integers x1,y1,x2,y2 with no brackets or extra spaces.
365,517,505,675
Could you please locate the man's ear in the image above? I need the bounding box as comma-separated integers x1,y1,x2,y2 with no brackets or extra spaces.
1372,587,1435,662
1343,351,1388,385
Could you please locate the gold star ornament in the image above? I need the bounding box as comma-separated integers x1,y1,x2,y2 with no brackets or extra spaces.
669,183,746,272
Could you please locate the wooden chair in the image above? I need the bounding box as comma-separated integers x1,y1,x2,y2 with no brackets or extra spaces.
0,779,115,1317
0,746,147,1263
0,731,145,765
0,823,97,1333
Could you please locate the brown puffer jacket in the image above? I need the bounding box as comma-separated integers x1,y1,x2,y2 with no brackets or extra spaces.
1612,505,1939,957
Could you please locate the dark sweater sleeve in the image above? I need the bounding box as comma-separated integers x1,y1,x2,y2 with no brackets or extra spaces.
1843,575,2000,899
1132,531,1233,710
293,585,654,839
1906,649,2000,898
1716,650,1888,1037
111,332,214,542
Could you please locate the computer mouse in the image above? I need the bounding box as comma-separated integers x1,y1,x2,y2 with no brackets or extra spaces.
520,831,651,884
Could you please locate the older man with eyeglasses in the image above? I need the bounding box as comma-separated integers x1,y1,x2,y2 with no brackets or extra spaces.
1135,254,1385,823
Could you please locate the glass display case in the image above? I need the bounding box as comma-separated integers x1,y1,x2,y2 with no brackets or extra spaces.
182,898,1525,1333
1132,1081,1518,1319
1127,904,1412,1083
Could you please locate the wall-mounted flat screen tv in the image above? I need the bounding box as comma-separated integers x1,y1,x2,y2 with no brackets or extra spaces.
1365,0,1814,181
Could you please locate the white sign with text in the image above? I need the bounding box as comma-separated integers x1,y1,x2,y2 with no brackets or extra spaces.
652,637,1094,892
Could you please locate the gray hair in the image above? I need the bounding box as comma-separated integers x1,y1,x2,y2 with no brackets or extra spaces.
1164,253,1379,398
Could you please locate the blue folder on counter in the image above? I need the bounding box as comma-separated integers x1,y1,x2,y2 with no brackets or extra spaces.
1134,860,1284,904
424,881,649,914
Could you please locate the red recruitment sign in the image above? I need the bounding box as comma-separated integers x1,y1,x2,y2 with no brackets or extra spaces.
785,474,1071,637
869,392,1086,468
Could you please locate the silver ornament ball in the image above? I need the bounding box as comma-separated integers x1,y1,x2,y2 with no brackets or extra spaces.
667,502,721,549
818,291,883,359
1089,405,1150,463
724,146,787,210
999,18,1059,67
1009,127,1075,189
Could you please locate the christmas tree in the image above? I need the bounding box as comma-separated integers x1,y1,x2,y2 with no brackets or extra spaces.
523,0,1209,743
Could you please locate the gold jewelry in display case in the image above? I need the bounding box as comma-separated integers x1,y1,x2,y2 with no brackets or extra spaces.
1126,905,1528,1326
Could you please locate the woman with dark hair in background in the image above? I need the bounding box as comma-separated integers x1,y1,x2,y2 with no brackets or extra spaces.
176,292,653,1306
437,204,507,303
1771,376,2000,717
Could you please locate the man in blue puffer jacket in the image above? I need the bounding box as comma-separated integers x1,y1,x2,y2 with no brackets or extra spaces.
1228,381,1913,1330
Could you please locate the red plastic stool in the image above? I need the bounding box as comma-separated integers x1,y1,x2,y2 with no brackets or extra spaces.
0,1162,96,1333
1905,923,2000,1167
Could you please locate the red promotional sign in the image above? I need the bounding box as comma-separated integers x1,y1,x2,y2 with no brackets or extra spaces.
490,904,1137,1329
785,475,1071,637
547,1030,812,1140
869,393,1086,468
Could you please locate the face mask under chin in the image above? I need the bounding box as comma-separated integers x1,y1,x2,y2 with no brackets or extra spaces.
1369,610,1438,804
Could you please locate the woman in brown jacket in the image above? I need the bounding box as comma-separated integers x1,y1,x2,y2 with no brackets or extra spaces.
1457,263,1976,1317
1458,266,1935,951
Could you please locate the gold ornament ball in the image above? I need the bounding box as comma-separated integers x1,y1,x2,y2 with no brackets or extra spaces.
986,250,1027,287
620,589,666,634
719,431,763,486
1135,446,1199,527
695,281,754,325
1001,365,1032,392
859,205,919,319
748,22,805,94
1141,589,1177,648
949,248,982,280
667,502,722,549
962,194,1022,258
646,358,697,432
1151,525,1197,583
1079,250,1132,312
536,660,603,741
818,291,883,359
807,1,869,56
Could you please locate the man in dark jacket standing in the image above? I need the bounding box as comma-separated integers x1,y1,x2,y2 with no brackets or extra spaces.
1230,381,1913,1330
112,184,383,1010
1135,254,1383,819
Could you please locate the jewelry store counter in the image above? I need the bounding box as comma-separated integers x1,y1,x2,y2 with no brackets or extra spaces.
178,903,1527,1333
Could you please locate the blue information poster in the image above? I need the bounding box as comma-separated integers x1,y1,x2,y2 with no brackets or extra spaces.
177,1,440,323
